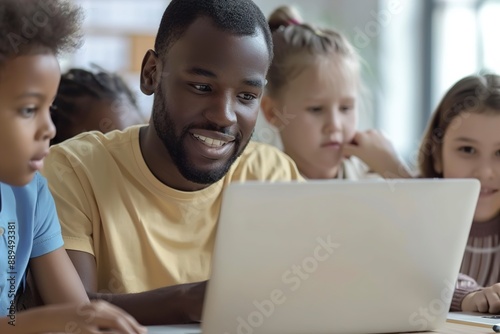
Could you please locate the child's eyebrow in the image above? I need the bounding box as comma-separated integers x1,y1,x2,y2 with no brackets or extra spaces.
454,137,500,147
16,92,45,100
454,137,477,143
303,96,356,103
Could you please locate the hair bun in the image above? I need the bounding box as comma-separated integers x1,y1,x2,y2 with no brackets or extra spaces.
268,6,303,33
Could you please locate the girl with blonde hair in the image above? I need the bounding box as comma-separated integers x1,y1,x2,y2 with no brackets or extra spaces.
261,6,411,179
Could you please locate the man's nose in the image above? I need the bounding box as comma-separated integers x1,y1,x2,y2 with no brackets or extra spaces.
204,93,237,128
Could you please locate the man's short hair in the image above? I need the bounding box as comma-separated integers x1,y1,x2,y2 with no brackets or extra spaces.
154,0,273,62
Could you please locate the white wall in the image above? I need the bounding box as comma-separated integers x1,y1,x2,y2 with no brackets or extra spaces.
377,0,426,166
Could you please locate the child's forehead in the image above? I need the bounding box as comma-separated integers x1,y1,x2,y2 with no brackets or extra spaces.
447,111,500,138
315,56,359,79
287,57,359,96
1,49,56,66
1,52,58,72
0,54,60,95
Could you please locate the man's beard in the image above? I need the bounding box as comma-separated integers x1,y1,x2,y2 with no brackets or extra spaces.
152,87,251,185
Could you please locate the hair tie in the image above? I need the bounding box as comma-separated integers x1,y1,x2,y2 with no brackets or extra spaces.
288,18,301,25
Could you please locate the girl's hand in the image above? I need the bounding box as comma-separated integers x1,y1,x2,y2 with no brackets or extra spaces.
462,284,500,314
343,130,413,178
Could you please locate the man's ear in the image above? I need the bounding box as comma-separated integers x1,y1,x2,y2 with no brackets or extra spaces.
260,95,280,127
140,49,161,95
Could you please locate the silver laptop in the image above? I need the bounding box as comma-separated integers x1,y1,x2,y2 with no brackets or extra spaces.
199,179,479,334
146,179,480,334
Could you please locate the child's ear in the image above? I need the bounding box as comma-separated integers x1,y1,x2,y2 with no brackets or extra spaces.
260,95,280,127
140,49,161,95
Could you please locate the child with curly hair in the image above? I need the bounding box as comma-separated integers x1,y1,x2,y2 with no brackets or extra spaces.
0,1,145,332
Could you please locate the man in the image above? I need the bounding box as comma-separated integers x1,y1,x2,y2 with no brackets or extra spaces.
43,0,301,325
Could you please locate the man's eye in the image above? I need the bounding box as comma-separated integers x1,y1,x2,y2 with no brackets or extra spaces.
238,93,256,101
192,84,211,92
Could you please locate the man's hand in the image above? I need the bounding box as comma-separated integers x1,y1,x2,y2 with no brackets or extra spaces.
462,284,500,313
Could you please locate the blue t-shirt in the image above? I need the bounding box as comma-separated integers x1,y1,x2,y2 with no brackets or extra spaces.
0,173,64,317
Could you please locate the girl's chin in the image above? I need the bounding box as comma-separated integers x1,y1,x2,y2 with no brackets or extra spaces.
473,210,500,223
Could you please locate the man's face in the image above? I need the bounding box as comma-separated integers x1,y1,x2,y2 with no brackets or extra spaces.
145,17,269,185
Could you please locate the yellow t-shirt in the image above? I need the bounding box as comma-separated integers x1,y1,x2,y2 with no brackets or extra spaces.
42,126,302,294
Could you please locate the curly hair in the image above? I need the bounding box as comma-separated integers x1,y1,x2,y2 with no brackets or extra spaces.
50,67,142,144
54,67,138,110
0,0,82,63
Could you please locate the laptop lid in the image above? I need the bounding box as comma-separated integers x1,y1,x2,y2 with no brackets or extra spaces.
202,179,480,334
